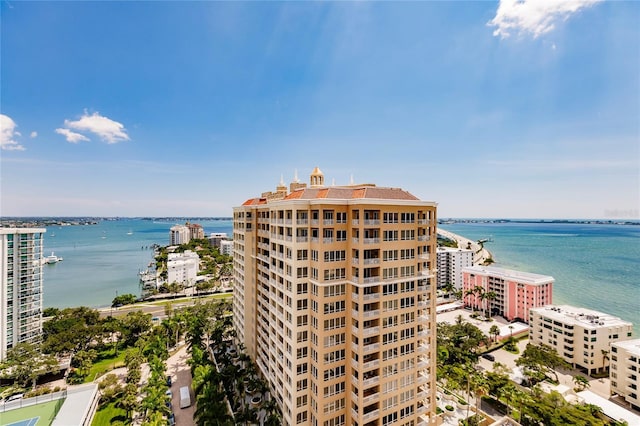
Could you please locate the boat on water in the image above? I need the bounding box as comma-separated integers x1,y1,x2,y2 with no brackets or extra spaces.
44,252,63,264
127,230,133,235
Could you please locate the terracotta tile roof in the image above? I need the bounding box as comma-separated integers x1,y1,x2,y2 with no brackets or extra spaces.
281,186,420,201
242,198,267,206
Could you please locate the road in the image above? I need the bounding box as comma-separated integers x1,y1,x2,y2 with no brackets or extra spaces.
99,293,232,321
166,345,195,426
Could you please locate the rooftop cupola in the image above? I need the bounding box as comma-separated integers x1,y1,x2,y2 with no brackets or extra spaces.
310,166,324,187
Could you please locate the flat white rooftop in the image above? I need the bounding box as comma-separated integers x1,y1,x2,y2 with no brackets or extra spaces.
531,305,633,329
612,338,640,355
577,390,640,425
462,265,554,285
437,247,473,253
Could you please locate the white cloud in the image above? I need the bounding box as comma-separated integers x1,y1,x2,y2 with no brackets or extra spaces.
488,0,602,39
61,111,130,144
30,131,38,138
55,128,90,143
0,114,26,151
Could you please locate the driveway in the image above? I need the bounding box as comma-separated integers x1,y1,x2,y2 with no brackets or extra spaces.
166,345,195,426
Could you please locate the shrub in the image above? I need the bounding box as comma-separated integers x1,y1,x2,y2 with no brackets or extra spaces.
458,398,468,405
436,407,443,414
445,405,454,411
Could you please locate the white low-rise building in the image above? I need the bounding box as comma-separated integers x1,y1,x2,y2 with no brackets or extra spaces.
529,305,634,376
437,246,472,291
167,250,199,287
610,338,640,410
220,240,233,256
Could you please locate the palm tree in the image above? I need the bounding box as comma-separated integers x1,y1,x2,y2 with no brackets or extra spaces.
489,325,500,343
194,382,233,426
601,349,610,373
485,291,497,318
573,375,590,392
464,289,476,312
442,282,455,299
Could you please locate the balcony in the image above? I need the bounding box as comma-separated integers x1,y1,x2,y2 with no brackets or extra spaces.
363,258,380,265
296,219,308,225
363,342,380,353
363,408,380,421
363,292,379,301
363,309,380,318
296,236,308,243
363,219,380,226
417,235,430,241
363,238,380,245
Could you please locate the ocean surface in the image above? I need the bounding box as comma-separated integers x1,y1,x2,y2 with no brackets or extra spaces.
41,219,639,335
41,219,233,309
440,221,640,336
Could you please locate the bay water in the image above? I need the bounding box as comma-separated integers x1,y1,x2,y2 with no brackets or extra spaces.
440,221,639,336
41,219,639,335
41,218,233,309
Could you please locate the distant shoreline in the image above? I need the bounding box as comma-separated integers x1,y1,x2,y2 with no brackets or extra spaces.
437,228,493,266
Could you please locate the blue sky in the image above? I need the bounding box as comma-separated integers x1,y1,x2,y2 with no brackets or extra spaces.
1,1,638,219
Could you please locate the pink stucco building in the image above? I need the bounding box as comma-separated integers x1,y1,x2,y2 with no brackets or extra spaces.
462,265,553,323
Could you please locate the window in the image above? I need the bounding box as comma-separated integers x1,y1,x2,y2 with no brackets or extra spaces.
336,230,347,241
383,230,398,241
323,365,345,381
383,250,398,261
324,268,346,281
324,317,346,331
336,212,347,224
324,284,346,297
324,301,346,314
324,349,346,364
324,382,345,397
383,212,398,223
324,250,346,262
401,229,415,240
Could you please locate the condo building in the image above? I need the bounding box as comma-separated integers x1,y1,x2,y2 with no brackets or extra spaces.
610,339,640,410
167,250,199,287
462,266,553,322
169,224,190,245
529,305,633,376
436,247,472,291
0,228,46,361
233,168,438,426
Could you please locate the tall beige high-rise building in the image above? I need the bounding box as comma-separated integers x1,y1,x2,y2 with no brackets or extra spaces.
233,168,437,426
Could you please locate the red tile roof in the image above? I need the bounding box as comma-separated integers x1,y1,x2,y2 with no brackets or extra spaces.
281,186,420,201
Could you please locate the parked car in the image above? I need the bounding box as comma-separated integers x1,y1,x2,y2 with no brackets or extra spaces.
482,353,495,361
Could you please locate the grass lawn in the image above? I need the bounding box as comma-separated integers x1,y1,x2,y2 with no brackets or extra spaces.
0,399,63,426
83,348,127,383
91,401,130,426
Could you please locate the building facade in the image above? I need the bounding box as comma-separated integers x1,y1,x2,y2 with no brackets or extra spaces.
436,247,472,291
187,223,205,240
529,305,633,376
462,266,553,322
0,228,46,360
169,225,190,246
167,250,199,287
209,232,229,249
220,240,233,256
610,339,640,410
233,168,438,426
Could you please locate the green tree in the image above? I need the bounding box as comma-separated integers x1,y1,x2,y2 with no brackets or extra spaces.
516,344,570,385
112,293,137,307
1,343,59,389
